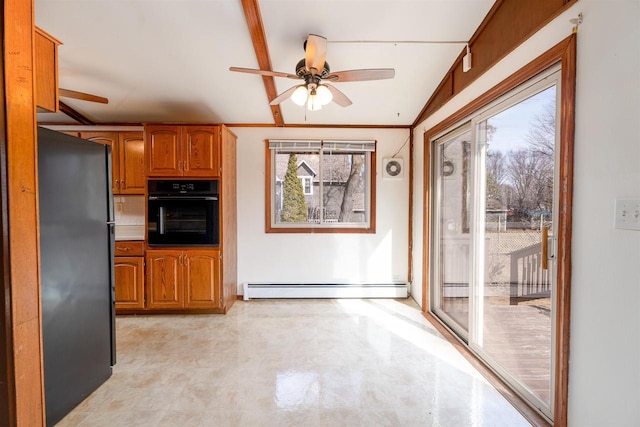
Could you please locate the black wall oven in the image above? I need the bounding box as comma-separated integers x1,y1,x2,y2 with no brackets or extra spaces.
147,180,219,246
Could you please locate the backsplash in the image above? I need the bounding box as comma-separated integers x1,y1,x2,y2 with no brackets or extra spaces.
114,196,145,225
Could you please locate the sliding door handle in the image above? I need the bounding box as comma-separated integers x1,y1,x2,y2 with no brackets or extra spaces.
542,226,549,270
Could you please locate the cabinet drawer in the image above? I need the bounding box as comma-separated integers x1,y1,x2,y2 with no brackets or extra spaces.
115,241,144,256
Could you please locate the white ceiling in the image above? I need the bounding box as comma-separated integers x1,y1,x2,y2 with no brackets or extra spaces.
35,0,495,126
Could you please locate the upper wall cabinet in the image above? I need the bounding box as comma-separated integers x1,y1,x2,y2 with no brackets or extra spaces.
35,27,62,112
145,125,220,177
80,131,145,194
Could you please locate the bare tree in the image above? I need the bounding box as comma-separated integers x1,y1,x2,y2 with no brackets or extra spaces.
486,149,507,204
526,102,555,161
338,154,364,222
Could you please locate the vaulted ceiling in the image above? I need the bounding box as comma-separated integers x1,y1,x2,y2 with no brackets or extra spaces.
35,0,495,127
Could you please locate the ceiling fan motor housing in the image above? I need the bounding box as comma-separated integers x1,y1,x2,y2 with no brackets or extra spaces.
296,58,330,78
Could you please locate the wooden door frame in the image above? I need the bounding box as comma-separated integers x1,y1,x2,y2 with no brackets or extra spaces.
421,35,576,426
2,0,47,425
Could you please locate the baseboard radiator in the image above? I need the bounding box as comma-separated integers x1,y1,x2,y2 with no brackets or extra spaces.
243,283,408,300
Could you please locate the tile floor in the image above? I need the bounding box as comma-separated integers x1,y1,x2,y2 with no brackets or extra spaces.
56,298,531,426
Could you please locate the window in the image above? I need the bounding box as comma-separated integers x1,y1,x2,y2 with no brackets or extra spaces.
266,140,376,233
299,176,313,195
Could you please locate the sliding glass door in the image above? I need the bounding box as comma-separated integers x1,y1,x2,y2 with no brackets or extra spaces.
432,67,560,418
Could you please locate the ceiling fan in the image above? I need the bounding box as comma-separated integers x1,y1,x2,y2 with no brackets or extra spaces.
230,34,395,111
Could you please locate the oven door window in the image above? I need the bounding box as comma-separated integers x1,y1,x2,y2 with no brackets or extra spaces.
148,199,219,246
160,205,207,235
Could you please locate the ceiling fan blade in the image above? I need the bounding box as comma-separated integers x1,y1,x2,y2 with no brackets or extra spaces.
305,34,327,74
229,67,299,80
324,84,352,107
59,88,108,104
269,85,301,106
326,68,395,82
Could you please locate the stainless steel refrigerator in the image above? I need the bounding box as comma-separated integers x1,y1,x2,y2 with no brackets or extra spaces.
38,127,116,426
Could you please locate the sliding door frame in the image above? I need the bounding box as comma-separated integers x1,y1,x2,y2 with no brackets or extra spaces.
422,34,576,426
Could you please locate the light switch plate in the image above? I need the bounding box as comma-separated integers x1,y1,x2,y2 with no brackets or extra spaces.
615,198,640,231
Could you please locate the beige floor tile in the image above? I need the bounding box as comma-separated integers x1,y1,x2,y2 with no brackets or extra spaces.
55,298,532,427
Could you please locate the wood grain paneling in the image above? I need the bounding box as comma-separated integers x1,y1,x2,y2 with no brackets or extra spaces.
146,250,183,309
184,250,220,308
1,7,11,422
221,125,237,312
58,101,94,125
413,0,578,126
114,257,145,310
145,125,182,176
34,28,61,113
80,131,119,193
421,134,431,311
118,132,145,193
553,33,577,427
183,126,219,177
114,241,144,256
239,0,284,127
3,0,46,424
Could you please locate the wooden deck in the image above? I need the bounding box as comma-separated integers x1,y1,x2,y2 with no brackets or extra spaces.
443,294,552,404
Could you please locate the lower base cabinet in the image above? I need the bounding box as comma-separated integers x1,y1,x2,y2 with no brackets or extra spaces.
114,241,145,310
114,257,145,310
146,249,221,309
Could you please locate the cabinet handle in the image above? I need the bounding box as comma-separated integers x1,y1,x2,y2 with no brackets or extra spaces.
117,246,129,251
115,179,120,189
121,179,125,189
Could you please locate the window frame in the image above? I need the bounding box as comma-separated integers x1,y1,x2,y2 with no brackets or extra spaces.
422,35,576,426
299,176,313,195
265,140,377,234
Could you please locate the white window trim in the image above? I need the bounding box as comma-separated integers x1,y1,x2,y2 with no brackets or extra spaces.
268,139,375,230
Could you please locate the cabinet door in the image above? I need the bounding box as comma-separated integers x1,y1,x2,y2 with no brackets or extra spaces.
184,250,220,308
114,256,145,310
146,250,183,309
183,126,220,177
118,132,145,194
146,125,182,177
80,131,119,193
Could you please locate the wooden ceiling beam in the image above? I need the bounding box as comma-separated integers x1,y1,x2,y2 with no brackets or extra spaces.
58,101,95,125
239,0,284,127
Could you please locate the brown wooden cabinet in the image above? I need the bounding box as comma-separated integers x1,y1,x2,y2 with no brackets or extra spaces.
143,123,237,314
35,27,62,113
114,241,145,310
80,131,145,194
146,250,183,309
146,249,220,309
146,125,220,177
114,257,144,310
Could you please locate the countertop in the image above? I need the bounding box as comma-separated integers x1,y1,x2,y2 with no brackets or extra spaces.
115,225,144,241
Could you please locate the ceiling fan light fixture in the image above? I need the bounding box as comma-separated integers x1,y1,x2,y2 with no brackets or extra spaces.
307,89,322,111
316,84,333,105
291,85,309,106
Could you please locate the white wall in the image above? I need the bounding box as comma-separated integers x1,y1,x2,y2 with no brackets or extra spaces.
412,2,640,426
231,127,410,288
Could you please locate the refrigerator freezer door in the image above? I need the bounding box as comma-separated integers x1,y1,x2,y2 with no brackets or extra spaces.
38,127,114,426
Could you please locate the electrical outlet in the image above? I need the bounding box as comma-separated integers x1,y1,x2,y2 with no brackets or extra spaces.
615,198,640,231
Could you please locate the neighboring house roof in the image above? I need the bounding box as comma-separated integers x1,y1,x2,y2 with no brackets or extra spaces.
297,160,316,178
274,153,359,184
